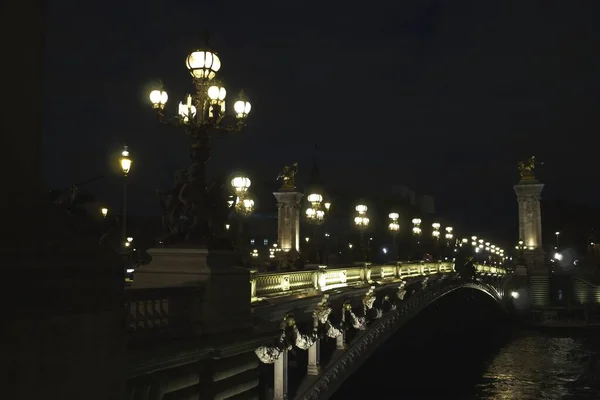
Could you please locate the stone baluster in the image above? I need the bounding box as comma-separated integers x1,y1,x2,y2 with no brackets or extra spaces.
336,331,346,350
273,349,288,400
307,314,321,375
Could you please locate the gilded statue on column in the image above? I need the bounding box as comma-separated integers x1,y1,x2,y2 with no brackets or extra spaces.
518,156,538,180
277,162,298,191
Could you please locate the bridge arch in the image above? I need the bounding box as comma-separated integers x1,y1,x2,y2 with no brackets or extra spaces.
294,280,510,400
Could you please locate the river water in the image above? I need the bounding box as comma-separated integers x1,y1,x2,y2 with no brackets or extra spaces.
331,289,600,399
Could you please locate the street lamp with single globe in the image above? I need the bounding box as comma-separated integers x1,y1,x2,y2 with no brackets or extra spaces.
388,212,400,260
354,204,370,262
101,207,108,218
148,35,252,246
120,146,132,247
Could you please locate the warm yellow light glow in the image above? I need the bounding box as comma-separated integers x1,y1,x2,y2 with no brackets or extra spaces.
461,238,468,243
149,89,168,108
208,85,227,101
389,222,400,232
412,227,422,235
234,95,251,119
354,216,369,227
445,226,453,233
243,198,254,208
355,204,368,214
307,193,323,205
432,222,441,230
120,147,132,174
306,208,316,217
316,210,325,220
432,230,440,238
231,176,251,192
186,50,221,80
178,101,197,123
101,207,108,218
471,236,477,241
412,218,421,225
127,237,133,243
389,212,399,220
324,202,331,210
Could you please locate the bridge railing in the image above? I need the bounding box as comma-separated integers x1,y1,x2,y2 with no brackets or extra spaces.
124,286,202,346
251,262,507,302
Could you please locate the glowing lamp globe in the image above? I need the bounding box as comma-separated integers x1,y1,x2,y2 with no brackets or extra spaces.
186,50,221,80
120,147,132,175
411,218,421,225
149,89,168,109
432,222,441,230
234,99,251,120
389,212,399,220
208,85,227,101
355,204,367,214
101,207,108,218
306,208,316,217
231,176,251,193
307,193,323,206
178,102,197,123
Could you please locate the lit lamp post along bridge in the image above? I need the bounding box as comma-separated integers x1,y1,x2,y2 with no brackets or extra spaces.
148,40,252,246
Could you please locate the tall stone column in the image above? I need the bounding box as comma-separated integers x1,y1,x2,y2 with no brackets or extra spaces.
514,158,549,308
513,177,545,267
273,349,288,400
273,191,303,253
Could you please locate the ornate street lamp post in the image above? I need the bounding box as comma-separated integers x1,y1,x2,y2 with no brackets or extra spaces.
516,239,526,264
388,213,399,259
120,146,132,248
411,218,422,260
354,204,370,262
305,192,328,264
444,227,454,259
148,39,252,246
230,175,254,247
431,222,441,260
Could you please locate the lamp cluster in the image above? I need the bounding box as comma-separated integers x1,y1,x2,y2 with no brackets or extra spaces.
354,205,370,229
411,218,422,235
306,193,331,226
149,47,251,132
231,175,255,216
388,213,400,232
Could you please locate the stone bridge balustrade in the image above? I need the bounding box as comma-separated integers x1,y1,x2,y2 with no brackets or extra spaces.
250,265,511,400
125,286,203,347
250,262,504,302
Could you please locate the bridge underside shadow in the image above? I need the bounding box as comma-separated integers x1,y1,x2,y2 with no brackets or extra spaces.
293,283,512,400
332,287,514,398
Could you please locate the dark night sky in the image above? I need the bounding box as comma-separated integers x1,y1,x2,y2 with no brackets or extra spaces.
43,1,600,235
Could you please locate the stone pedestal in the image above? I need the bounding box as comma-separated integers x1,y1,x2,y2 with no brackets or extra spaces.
513,180,544,252
132,247,252,334
273,191,303,253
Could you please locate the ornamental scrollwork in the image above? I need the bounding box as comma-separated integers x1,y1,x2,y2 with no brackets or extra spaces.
343,301,366,330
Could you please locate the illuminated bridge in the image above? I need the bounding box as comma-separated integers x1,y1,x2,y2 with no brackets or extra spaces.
125,260,512,400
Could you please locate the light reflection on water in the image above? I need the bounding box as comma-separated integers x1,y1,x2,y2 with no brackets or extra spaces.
475,335,599,400
332,331,600,399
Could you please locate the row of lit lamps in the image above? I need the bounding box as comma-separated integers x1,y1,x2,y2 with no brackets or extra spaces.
351,205,455,241
460,237,506,257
